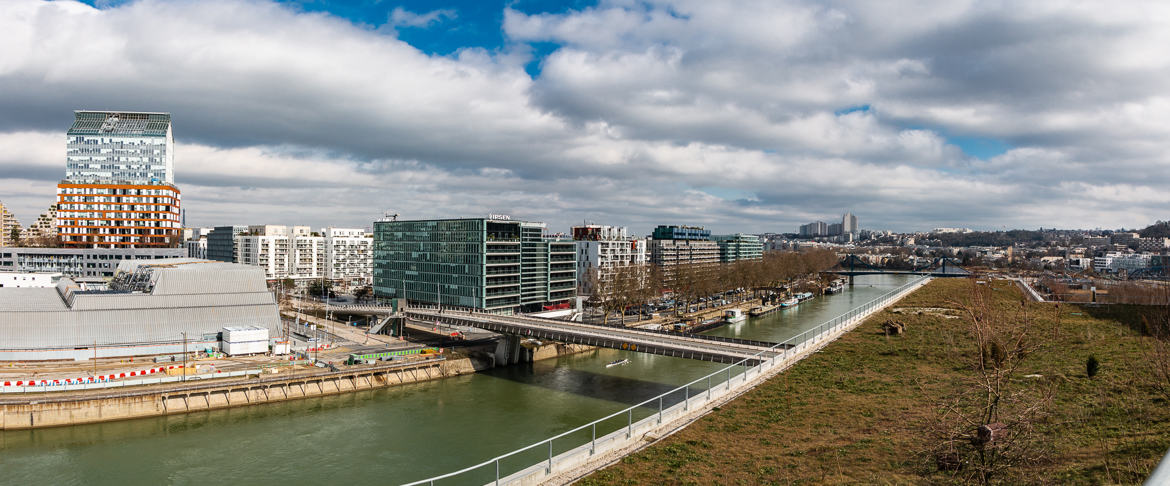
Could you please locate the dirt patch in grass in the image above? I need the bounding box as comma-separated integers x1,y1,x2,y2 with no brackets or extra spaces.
581,279,1170,485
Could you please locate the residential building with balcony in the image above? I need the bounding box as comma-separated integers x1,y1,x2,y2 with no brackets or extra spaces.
373,218,576,314
235,225,324,280
0,201,20,246
573,225,647,295
56,181,181,248
648,225,719,283
323,227,373,287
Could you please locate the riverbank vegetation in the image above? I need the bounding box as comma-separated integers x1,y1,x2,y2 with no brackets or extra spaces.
582,278,1170,484
585,249,838,324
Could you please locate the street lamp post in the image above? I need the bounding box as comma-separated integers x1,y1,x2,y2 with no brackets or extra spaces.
181,332,187,382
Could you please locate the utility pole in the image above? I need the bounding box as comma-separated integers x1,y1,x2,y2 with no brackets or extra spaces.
181,332,187,382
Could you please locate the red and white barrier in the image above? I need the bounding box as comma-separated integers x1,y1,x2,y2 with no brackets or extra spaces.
4,366,182,387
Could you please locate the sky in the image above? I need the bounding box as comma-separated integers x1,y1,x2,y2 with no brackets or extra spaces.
1,0,1168,235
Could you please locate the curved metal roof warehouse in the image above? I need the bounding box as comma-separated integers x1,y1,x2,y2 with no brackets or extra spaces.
0,259,281,361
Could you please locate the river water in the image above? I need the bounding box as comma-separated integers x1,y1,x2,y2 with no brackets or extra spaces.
0,274,913,485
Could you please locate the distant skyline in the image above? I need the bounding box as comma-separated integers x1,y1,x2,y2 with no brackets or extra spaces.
1,1,1168,234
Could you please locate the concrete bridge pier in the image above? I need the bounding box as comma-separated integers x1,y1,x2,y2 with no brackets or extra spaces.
493,335,533,366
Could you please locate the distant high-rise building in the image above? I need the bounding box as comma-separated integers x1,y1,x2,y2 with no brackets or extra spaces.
827,223,843,236
65,111,174,184
56,111,181,248
842,212,859,235
799,221,827,237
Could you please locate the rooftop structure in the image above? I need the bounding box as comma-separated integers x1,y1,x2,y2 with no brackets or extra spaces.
573,225,646,295
572,224,630,241
652,225,711,241
0,246,185,278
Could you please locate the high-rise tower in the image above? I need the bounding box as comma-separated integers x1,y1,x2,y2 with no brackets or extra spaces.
56,111,182,248
842,212,859,235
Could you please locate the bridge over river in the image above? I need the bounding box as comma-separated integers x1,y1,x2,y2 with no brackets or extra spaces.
327,304,785,364
827,255,971,280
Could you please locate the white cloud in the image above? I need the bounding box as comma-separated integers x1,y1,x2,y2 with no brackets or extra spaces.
388,7,455,29
0,0,1167,233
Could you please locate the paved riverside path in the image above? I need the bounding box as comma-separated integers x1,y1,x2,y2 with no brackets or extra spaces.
403,308,783,364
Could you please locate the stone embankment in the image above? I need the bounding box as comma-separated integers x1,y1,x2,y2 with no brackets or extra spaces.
0,357,480,430
0,332,597,430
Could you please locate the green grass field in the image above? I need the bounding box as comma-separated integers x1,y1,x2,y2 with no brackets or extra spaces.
582,279,1170,485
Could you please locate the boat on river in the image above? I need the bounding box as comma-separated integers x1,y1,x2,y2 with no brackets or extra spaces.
723,308,746,323
606,359,630,368
780,297,799,307
825,280,846,294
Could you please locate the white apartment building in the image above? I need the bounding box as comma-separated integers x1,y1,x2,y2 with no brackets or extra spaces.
323,227,372,287
1092,252,1152,274
572,225,647,295
234,225,369,284
236,225,320,280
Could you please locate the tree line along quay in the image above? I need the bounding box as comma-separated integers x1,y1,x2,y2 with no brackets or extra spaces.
584,249,840,325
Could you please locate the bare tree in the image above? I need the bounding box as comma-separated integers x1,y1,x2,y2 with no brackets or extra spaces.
929,281,1053,484
1142,286,1170,401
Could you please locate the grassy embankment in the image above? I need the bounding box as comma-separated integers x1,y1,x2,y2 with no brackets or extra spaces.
583,278,1170,485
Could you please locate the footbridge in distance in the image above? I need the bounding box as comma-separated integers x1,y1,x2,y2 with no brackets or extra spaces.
328,304,785,365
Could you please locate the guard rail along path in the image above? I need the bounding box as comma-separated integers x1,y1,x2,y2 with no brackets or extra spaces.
402,276,932,486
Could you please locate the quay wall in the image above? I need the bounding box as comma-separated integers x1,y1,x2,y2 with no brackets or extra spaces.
0,358,477,430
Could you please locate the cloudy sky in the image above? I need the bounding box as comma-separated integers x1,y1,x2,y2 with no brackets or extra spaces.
1,0,1167,234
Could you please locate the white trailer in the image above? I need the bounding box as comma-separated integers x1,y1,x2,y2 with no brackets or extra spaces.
221,326,271,356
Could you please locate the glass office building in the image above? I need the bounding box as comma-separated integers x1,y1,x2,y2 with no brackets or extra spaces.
373,218,576,314
66,111,174,184
712,233,764,262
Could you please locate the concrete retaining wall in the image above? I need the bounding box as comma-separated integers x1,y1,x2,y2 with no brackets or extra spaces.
0,358,473,430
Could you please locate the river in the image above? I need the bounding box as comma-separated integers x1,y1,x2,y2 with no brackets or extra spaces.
0,274,914,485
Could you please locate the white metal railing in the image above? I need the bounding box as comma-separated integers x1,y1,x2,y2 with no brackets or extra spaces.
401,276,931,485
0,369,262,394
